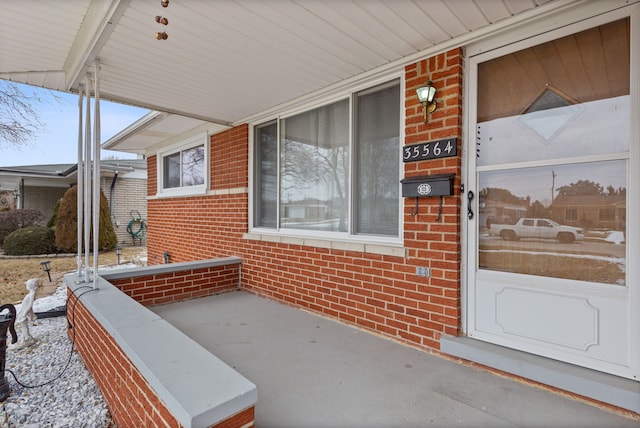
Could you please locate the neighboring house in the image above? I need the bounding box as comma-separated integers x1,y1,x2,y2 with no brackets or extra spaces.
0,160,147,246
4,0,638,421
551,194,627,230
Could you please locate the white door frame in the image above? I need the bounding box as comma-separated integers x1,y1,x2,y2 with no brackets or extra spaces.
461,2,639,380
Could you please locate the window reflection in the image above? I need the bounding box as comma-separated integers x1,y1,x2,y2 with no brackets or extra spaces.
478,160,626,286
477,96,629,166
182,146,204,186
162,144,205,190
280,100,349,232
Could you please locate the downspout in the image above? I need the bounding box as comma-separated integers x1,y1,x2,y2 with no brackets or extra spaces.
18,179,24,209
109,170,118,220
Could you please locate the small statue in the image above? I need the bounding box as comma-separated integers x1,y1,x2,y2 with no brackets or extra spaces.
11,278,40,350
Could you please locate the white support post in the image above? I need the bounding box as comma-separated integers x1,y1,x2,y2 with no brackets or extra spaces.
83,74,92,284
76,84,84,277
92,63,101,289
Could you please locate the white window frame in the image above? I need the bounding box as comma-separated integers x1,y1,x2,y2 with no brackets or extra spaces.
156,133,209,198
248,73,405,247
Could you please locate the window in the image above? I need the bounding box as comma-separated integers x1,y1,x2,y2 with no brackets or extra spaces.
565,209,577,221
599,208,615,221
253,79,401,238
254,121,277,228
158,134,207,196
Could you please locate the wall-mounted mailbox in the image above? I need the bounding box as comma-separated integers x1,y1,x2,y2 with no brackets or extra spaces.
401,173,455,198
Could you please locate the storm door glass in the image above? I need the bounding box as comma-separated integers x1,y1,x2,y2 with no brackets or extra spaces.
476,18,629,286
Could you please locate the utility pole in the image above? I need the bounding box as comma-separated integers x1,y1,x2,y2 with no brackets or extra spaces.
551,170,556,206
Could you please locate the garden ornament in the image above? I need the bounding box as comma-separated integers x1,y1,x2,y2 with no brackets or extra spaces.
11,278,40,350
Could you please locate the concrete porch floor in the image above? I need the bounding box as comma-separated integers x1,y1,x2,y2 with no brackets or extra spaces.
152,290,637,427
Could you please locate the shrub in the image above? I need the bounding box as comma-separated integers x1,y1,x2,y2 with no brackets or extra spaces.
55,185,117,252
47,198,62,228
0,209,44,248
3,226,57,256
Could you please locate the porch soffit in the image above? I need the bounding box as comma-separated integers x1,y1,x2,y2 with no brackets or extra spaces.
2,0,568,130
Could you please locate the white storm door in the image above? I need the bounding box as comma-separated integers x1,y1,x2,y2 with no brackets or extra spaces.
466,14,638,380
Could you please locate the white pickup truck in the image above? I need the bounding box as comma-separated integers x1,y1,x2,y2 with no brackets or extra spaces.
487,218,584,243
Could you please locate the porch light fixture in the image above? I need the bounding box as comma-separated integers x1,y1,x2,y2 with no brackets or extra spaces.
163,251,171,264
40,260,52,282
415,81,437,124
116,246,122,265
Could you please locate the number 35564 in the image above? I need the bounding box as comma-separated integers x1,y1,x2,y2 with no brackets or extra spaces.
403,139,455,161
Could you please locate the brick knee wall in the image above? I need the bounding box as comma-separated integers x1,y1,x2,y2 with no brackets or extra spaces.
107,263,241,307
68,290,181,427
66,260,254,428
68,291,255,427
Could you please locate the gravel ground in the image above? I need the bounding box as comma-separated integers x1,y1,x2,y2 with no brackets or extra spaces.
1,315,114,427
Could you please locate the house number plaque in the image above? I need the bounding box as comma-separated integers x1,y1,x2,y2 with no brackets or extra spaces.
403,138,457,162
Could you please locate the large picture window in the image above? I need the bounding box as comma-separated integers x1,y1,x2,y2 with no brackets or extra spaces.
253,79,400,238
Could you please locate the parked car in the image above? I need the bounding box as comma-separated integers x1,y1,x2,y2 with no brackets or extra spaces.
488,218,584,243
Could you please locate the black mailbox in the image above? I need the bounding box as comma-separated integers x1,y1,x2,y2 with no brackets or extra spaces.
401,173,455,198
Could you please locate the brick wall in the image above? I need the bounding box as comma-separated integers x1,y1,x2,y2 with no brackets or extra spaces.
100,176,147,246
108,263,241,306
210,125,249,190
402,49,464,342
69,296,181,427
68,260,254,427
146,50,464,351
148,157,157,197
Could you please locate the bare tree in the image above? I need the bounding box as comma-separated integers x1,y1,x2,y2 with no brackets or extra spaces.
0,81,46,148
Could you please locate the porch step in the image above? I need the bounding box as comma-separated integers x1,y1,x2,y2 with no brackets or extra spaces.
440,335,640,414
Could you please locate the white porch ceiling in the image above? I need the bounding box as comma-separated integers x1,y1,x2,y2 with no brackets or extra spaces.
2,0,562,127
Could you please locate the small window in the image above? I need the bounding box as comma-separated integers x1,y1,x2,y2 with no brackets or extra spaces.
599,208,615,221
565,209,577,221
158,134,207,196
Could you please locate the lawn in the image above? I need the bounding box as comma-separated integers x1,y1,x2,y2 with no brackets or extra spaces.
479,251,625,285
0,246,146,304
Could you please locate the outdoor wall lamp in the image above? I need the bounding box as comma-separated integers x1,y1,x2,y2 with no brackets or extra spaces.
163,251,171,264
115,246,122,265
415,81,438,124
40,260,52,282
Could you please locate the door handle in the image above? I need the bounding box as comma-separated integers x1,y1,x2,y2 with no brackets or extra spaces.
467,191,474,220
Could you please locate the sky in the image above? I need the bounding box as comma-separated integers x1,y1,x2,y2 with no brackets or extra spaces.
0,82,149,167
479,159,627,207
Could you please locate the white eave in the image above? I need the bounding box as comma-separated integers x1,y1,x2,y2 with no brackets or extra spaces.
2,0,636,154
